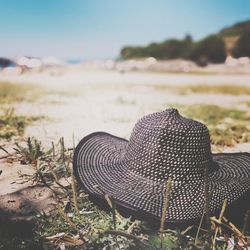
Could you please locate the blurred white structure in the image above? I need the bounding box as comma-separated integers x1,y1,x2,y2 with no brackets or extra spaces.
17,56,42,69
41,57,64,67
225,56,250,66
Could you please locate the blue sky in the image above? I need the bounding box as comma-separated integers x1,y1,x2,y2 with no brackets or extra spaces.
0,0,250,59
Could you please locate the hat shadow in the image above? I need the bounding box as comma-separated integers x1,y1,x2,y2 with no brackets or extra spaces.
89,190,250,232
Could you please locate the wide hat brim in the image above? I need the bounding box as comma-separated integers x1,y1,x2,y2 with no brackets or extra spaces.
73,132,250,223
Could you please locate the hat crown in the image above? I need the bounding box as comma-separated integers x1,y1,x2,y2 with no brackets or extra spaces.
125,108,213,182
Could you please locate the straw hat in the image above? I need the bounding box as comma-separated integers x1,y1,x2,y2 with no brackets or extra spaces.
73,109,250,223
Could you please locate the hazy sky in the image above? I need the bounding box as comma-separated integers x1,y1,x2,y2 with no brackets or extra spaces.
1,0,250,59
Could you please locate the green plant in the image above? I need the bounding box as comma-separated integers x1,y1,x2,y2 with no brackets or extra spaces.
15,137,70,188
232,30,250,57
14,137,45,163
0,108,43,140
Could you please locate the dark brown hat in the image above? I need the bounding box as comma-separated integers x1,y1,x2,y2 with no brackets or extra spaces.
73,109,250,223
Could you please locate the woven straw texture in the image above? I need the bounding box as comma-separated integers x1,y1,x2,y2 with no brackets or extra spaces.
73,109,250,223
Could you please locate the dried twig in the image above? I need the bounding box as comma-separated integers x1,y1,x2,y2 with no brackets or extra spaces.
210,216,247,247
94,186,123,223
195,210,206,245
71,168,80,215
46,233,84,246
51,141,55,157
182,224,209,235
35,161,59,195
0,153,14,160
212,199,227,250
127,220,139,234
0,145,9,154
222,217,247,246
47,161,68,192
104,195,118,229
160,178,172,249
60,137,65,163
204,165,210,229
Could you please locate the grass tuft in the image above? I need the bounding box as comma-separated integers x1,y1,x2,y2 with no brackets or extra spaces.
0,81,42,103
14,137,49,164
177,84,250,95
0,108,44,140
148,83,250,96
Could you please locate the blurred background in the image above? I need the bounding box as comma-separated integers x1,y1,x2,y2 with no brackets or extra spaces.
1,0,250,68
0,0,250,150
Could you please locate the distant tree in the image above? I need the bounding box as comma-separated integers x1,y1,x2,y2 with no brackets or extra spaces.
151,39,185,59
121,46,149,59
120,36,193,60
156,38,193,59
189,35,226,65
184,34,193,44
232,31,250,57
120,34,226,65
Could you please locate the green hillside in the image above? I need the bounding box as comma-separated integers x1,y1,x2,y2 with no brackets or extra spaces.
120,20,250,63
219,20,250,37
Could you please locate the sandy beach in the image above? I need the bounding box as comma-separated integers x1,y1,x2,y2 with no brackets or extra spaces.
1,68,250,146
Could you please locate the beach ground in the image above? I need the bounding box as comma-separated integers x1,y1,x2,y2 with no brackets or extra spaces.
0,67,250,248
1,68,250,194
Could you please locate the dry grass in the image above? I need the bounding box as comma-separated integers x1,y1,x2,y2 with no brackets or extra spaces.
148,83,250,96
177,84,250,95
167,104,250,147
0,82,45,140
0,81,42,103
0,108,44,140
244,101,250,107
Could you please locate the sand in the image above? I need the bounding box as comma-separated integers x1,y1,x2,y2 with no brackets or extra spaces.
1,69,250,145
